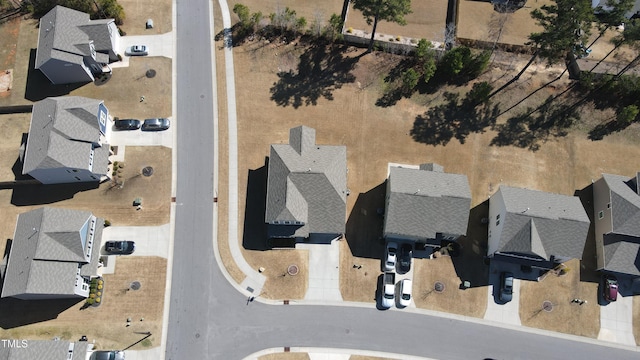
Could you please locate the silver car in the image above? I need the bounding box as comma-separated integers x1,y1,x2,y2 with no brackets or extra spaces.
142,118,170,131
126,45,148,56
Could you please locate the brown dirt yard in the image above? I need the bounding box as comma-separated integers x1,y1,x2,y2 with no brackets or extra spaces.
118,0,173,35
0,257,166,350
225,22,640,336
518,259,600,338
259,352,310,360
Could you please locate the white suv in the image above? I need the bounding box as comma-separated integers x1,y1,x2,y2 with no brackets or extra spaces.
398,279,412,307
384,242,398,272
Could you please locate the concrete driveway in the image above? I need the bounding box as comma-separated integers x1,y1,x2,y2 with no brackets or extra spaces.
112,32,175,69
108,121,174,148
484,267,522,326
598,294,636,346
102,224,171,258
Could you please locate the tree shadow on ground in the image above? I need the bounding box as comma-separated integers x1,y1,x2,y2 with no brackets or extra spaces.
0,297,82,329
574,184,600,284
10,182,99,205
25,49,89,102
242,157,269,251
345,182,386,259
410,91,500,146
270,44,359,108
451,200,490,288
491,97,580,151
588,119,635,141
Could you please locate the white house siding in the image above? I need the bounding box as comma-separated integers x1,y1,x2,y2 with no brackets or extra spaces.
488,188,507,255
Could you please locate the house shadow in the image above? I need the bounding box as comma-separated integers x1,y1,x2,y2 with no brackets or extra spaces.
242,157,269,251
25,49,88,102
0,297,82,329
345,182,386,259
451,199,491,288
575,184,601,284
11,182,99,206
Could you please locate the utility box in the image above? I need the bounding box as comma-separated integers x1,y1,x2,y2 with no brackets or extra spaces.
146,19,154,29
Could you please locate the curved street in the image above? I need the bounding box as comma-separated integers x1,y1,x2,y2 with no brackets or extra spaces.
165,0,640,359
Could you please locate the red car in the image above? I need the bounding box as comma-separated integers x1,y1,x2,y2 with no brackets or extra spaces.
603,275,618,302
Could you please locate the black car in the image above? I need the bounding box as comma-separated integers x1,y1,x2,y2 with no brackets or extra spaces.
398,243,413,273
104,241,136,255
114,119,141,130
141,118,170,131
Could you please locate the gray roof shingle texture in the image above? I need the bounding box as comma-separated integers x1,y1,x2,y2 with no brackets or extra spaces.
36,6,115,69
1,207,103,298
384,166,471,240
266,126,347,237
494,186,590,260
600,173,640,275
0,340,90,360
23,96,106,175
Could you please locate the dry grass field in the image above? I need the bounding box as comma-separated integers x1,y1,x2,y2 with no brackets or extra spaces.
118,0,173,35
519,259,600,338
259,352,310,360
0,257,166,350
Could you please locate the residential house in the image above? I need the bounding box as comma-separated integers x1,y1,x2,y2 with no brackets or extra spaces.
592,0,640,19
1,207,103,300
265,126,347,243
0,340,92,360
383,163,471,252
21,96,111,184
488,186,590,271
35,5,121,84
593,172,640,289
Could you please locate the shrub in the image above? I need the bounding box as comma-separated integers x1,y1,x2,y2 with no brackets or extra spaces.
97,285,103,290
396,36,401,41
86,298,95,305
95,297,101,303
347,27,353,33
104,220,111,227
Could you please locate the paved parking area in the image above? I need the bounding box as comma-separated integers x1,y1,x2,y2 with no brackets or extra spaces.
484,264,522,326
299,240,342,302
108,122,174,148
598,295,636,345
113,32,176,69
102,224,171,258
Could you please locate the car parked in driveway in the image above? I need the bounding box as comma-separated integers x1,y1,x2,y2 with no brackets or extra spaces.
603,275,618,302
114,119,141,130
142,118,170,131
380,272,395,309
126,45,148,56
398,243,412,273
91,350,125,360
384,242,397,272
500,272,514,302
398,279,412,307
104,241,136,255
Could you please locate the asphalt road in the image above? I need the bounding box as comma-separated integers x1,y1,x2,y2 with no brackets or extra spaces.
166,0,640,359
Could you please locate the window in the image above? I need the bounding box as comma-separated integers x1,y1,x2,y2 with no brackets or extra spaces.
598,210,604,219
496,220,500,226
74,176,81,181
496,214,501,220
607,203,611,209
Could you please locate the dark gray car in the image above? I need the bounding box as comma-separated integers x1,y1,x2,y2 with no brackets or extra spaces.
142,118,170,131
114,119,141,130
91,350,125,360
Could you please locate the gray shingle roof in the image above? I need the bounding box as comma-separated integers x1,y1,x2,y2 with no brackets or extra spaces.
1,207,103,299
23,96,106,175
384,165,471,240
35,6,116,69
0,340,91,360
600,173,640,275
494,186,590,260
265,126,347,237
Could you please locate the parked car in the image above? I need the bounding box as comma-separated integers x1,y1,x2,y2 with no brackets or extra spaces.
142,118,170,131
104,241,136,255
380,272,395,309
603,275,618,302
500,272,514,302
91,350,125,360
398,279,412,307
384,242,397,272
114,119,141,130
398,243,413,273
126,45,148,56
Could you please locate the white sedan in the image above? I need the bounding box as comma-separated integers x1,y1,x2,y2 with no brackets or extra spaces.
126,45,148,56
